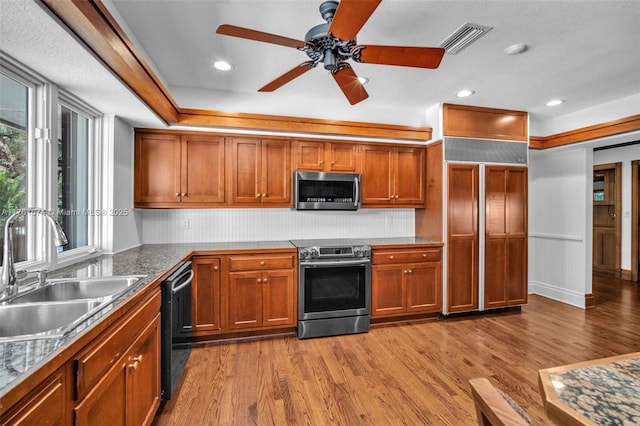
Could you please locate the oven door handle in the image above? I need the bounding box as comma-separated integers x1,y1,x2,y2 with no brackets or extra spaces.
300,259,371,267
171,270,194,294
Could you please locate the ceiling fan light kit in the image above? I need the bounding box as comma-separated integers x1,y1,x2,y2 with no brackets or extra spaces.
216,0,446,105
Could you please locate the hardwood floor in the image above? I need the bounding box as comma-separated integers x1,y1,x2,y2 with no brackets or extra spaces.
153,273,640,425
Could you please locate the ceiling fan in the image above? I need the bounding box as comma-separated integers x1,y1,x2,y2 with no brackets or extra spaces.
216,0,445,105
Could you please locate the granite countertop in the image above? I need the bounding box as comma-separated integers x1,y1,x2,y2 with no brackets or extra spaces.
549,356,640,425
0,241,295,397
0,237,440,397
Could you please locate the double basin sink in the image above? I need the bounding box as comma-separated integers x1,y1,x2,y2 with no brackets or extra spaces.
0,275,146,343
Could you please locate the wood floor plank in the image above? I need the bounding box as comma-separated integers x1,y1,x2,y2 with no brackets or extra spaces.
153,273,640,425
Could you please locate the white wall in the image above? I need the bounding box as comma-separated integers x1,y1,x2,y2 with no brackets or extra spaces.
102,116,142,253
593,143,640,271
530,93,640,136
141,208,414,243
528,147,593,308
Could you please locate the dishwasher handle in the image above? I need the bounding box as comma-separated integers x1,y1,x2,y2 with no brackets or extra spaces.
171,270,194,294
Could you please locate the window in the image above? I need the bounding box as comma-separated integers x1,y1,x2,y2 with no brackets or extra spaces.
58,103,90,251
1,57,102,271
0,71,29,266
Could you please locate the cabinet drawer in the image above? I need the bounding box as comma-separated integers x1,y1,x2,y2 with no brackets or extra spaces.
74,289,161,399
228,254,295,272
373,249,441,264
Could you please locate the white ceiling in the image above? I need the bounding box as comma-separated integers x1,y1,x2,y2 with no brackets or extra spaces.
102,0,640,127
1,0,639,133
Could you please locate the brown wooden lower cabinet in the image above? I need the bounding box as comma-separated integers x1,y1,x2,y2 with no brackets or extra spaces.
0,288,162,426
1,368,71,425
372,247,442,319
75,306,161,426
75,314,160,426
227,270,296,329
191,256,221,336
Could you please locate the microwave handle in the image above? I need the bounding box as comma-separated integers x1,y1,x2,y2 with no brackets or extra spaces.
354,176,360,208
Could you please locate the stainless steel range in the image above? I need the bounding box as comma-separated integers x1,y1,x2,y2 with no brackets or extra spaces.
291,239,371,339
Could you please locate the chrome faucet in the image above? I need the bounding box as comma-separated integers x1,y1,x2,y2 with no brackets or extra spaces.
1,208,68,296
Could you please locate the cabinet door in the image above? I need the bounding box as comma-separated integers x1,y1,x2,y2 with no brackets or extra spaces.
292,140,325,171
406,263,441,313
227,271,262,329
328,143,358,172
126,314,161,426
75,360,127,426
261,139,290,205
192,257,221,336
484,166,528,308
2,370,69,426
181,134,225,204
134,132,181,204
447,163,479,313
361,144,394,205
262,269,296,327
228,138,261,204
371,265,405,317
394,147,425,206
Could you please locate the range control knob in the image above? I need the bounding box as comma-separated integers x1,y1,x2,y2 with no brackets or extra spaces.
309,247,320,258
353,246,370,258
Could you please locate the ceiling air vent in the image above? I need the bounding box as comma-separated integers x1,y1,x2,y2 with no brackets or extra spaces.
439,22,493,55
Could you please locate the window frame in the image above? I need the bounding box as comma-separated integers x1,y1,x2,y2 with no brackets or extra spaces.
1,56,103,273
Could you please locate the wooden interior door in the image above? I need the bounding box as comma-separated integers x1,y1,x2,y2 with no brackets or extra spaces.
593,164,621,276
447,163,479,313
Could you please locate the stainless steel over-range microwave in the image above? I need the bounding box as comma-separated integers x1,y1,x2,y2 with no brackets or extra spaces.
293,171,361,210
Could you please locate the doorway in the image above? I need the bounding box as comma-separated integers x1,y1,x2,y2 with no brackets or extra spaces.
592,163,622,276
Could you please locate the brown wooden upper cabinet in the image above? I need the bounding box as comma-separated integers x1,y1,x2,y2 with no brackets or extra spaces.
360,144,425,207
291,140,359,172
134,132,225,207
227,137,291,206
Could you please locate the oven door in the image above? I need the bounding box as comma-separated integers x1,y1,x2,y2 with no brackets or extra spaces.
298,258,371,320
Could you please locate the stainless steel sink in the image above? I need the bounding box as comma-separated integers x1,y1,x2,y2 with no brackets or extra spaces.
0,300,105,342
11,275,146,304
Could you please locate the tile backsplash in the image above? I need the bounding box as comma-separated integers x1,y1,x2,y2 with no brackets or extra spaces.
140,208,415,243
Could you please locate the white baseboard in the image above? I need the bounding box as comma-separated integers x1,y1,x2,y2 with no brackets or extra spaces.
528,280,586,309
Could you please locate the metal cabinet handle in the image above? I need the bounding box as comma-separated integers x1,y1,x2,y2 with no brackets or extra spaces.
257,278,262,283
182,192,187,197
128,355,143,370
389,255,395,260
262,193,267,197
260,261,266,266
256,194,261,198
175,193,180,197
263,278,268,283
213,266,219,271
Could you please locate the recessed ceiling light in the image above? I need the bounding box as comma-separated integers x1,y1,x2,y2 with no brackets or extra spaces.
358,76,369,85
505,43,528,55
545,99,564,107
214,60,233,71
456,89,475,98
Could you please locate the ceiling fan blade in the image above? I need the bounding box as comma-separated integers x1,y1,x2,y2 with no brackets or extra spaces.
258,62,315,92
355,45,446,69
328,0,381,41
216,24,307,49
332,65,368,105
